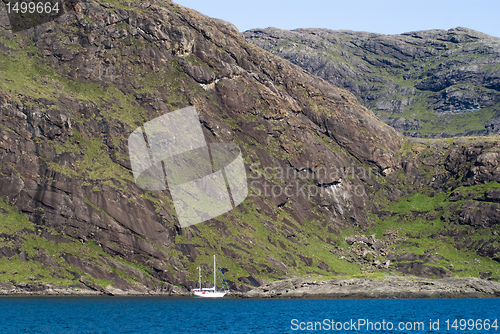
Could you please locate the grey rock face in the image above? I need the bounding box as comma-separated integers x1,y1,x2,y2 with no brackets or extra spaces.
244,27,500,137
244,276,500,298
0,0,404,292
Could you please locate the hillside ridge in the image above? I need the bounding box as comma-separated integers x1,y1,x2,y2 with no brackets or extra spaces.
244,26,500,138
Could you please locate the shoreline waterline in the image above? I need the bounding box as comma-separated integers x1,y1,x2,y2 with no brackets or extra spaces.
2,275,499,298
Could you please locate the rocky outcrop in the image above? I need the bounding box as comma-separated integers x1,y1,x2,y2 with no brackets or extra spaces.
244,276,500,298
375,137,500,273
244,27,500,137
0,281,188,296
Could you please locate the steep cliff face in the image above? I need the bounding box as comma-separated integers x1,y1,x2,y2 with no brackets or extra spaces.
244,27,500,138
378,137,500,277
0,0,498,294
0,0,404,292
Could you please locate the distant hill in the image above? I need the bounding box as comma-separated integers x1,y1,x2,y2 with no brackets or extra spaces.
244,27,500,138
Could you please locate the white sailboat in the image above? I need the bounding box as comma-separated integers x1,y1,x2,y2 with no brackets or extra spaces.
192,255,229,298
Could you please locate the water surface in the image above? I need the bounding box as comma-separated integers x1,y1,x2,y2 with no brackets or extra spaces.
0,297,498,333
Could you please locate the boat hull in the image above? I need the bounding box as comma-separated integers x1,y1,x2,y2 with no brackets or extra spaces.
193,291,226,298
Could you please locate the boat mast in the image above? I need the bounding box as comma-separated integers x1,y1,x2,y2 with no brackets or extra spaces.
213,255,216,290
198,266,201,290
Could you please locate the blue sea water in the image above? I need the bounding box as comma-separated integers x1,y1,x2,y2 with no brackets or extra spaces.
0,297,499,333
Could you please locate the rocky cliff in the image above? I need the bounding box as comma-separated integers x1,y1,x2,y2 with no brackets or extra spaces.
244,27,500,138
0,0,498,295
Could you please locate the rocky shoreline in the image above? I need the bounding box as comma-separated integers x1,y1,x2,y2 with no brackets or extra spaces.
240,276,500,299
2,276,500,298
0,280,188,297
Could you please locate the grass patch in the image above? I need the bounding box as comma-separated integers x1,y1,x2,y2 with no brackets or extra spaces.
388,192,447,213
